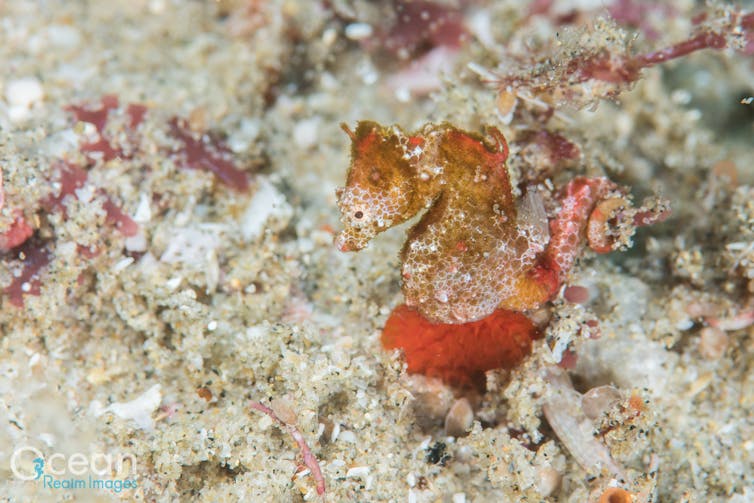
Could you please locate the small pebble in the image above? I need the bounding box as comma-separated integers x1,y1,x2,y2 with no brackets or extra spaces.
563,285,591,304
5,77,44,108
293,118,320,149
536,466,561,497
345,22,373,40
5,77,44,122
444,397,473,437
699,326,728,360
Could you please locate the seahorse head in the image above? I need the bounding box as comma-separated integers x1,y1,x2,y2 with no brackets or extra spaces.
335,121,424,252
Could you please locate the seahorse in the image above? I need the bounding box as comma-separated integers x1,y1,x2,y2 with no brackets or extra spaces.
335,121,566,324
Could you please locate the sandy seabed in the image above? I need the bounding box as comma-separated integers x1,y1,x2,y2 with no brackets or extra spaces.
0,1,753,502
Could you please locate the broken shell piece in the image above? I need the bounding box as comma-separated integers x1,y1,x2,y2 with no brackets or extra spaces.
444,398,473,437
581,385,623,420
542,366,626,480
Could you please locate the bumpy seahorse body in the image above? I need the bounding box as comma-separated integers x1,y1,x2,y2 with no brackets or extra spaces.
336,121,563,324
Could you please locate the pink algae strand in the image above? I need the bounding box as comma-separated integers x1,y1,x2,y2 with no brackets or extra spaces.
249,401,326,498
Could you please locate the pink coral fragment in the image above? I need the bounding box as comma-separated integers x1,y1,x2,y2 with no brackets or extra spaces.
0,213,34,252
168,117,249,192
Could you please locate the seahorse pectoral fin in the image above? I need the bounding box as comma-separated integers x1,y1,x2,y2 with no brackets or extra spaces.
499,266,560,311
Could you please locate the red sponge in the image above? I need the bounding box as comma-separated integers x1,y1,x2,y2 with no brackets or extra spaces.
382,305,539,390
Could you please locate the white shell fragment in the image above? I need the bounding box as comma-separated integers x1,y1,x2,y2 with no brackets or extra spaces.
240,176,293,241
102,384,162,430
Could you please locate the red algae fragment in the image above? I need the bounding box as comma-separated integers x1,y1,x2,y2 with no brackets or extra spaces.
168,117,249,192
382,305,538,389
43,161,88,212
43,162,137,236
523,130,579,165
126,103,148,129
101,194,139,237
4,237,52,307
67,94,119,132
67,95,122,161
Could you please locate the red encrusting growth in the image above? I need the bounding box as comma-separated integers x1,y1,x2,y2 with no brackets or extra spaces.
382,305,539,390
168,117,250,192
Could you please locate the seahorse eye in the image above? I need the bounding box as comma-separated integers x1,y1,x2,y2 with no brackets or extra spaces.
354,211,364,219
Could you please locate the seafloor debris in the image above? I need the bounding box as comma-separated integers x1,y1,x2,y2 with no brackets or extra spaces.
481,6,754,113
